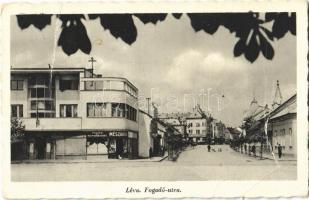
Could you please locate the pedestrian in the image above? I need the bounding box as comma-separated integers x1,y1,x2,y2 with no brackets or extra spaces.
207,144,211,152
244,144,247,154
278,144,282,159
252,144,256,157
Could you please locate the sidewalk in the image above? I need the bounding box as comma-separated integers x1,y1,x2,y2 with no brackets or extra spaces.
11,153,168,164
233,149,296,161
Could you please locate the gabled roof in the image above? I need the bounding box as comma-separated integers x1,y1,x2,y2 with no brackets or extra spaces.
269,94,296,120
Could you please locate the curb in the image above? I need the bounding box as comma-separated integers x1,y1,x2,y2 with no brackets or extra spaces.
11,156,169,164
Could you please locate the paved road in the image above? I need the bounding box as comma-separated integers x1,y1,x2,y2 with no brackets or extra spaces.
11,145,296,181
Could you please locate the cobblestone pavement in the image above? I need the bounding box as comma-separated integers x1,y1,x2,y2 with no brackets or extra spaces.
11,145,296,181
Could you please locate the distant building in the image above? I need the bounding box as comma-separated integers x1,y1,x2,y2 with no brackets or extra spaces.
186,108,207,144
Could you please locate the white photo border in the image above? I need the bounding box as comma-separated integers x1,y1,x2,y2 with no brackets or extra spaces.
1,0,308,198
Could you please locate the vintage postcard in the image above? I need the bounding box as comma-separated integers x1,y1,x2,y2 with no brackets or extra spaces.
1,0,308,199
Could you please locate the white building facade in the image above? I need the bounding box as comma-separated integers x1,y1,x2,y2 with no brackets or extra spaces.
11,67,139,160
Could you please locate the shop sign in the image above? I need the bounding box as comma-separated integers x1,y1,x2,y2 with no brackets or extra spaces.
109,131,127,137
88,131,108,137
128,132,138,139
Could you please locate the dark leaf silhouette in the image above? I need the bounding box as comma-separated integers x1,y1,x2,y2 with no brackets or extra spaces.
16,13,296,63
91,14,137,45
57,15,91,55
269,12,296,39
187,13,221,34
265,13,276,22
234,39,245,57
259,32,274,60
172,13,182,19
260,26,274,41
220,12,261,39
245,32,260,63
134,14,167,24
17,14,52,30
289,12,296,35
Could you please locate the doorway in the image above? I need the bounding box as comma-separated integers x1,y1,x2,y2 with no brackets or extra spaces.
36,138,46,159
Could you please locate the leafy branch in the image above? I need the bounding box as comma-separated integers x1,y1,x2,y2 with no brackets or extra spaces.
16,12,296,63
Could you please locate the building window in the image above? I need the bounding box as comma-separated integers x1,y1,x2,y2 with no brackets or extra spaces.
280,129,285,136
11,80,23,90
87,103,107,117
196,123,200,127
125,105,137,121
60,104,78,117
11,105,23,118
59,79,79,91
202,130,206,134
196,130,200,134
111,103,126,117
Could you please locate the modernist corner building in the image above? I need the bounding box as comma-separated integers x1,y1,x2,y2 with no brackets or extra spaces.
10,67,140,160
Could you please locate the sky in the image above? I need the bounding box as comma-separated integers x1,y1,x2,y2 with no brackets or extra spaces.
10,14,296,127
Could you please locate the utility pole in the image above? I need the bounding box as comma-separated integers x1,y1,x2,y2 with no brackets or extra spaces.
146,97,151,115
88,57,97,77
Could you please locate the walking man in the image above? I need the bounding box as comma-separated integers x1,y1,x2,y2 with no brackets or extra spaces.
278,144,282,159
252,144,256,157
244,144,247,154
207,144,211,152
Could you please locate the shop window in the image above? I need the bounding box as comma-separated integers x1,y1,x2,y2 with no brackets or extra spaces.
11,105,23,118
87,103,107,117
60,104,78,117
11,80,23,90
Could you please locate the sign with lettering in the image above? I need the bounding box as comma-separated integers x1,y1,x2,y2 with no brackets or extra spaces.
88,131,108,137
109,131,127,137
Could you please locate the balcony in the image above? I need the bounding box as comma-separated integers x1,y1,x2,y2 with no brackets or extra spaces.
21,118,82,131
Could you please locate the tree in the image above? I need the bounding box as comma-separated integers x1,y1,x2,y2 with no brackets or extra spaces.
11,118,25,143
16,12,295,63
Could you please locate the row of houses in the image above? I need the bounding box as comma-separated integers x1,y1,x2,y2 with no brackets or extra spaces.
241,81,297,156
158,105,229,145
10,67,182,160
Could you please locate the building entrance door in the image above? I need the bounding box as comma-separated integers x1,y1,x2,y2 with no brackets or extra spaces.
116,138,124,156
36,138,46,159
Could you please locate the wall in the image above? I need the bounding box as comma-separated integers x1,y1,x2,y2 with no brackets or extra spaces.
55,135,86,159
138,112,152,158
11,75,29,117
55,75,80,117
272,116,297,156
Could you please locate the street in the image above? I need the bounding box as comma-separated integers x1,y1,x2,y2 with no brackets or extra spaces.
11,145,296,181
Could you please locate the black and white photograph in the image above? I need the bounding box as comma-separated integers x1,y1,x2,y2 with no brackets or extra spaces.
2,1,308,198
